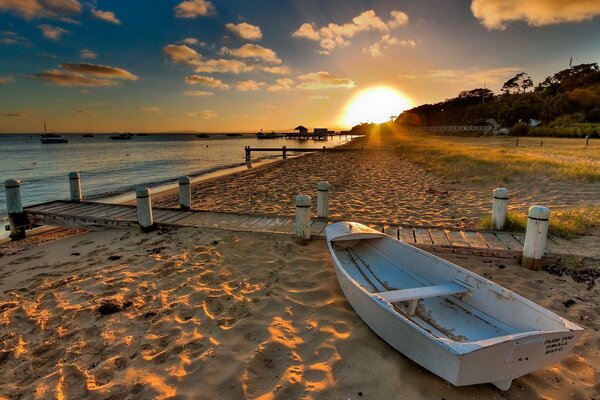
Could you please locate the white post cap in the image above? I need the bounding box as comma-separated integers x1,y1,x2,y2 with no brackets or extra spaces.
528,205,550,220
136,186,150,198
5,179,20,188
317,181,330,191
179,176,191,184
493,188,509,199
295,194,311,207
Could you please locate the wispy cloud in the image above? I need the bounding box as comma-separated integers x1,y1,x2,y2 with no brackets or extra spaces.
220,44,281,64
185,75,230,89
0,0,81,20
266,78,295,92
80,49,97,59
175,0,215,18
309,95,330,100
235,80,265,91
140,106,160,113
183,90,214,96
471,0,600,30
363,35,415,57
0,30,28,45
225,22,262,41
293,9,409,54
90,9,121,25
33,62,138,86
3,111,31,117
297,71,355,90
187,110,218,119
39,24,70,40
398,67,521,87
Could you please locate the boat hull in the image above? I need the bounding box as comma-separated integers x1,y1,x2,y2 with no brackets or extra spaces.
326,222,583,390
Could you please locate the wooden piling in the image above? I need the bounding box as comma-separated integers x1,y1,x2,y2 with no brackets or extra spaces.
515,138,519,147
283,146,287,159
136,187,155,232
178,176,191,210
295,194,311,240
539,140,543,147
317,181,330,220
585,135,589,146
492,188,509,230
4,179,27,240
245,146,251,163
522,206,550,270
69,172,83,203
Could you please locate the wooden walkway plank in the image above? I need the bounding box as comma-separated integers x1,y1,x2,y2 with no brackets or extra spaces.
112,209,138,221
413,228,433,245
159,211,194,225
272,219,295,234
233,215,266,230
248,217,277,231
25,201,70,213
383,225,399,238
429,229,451,247
495,233,524,251
261,217,290,232
35,202,84,215
462,231,489,249
71,204,115,217
310,220,328,236
398,227,415,243
445,230,469,248
479,232,510,250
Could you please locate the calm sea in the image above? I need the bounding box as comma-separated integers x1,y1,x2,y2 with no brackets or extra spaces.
0,134,353,222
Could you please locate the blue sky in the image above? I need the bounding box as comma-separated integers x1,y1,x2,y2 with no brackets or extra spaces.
1,0,599,132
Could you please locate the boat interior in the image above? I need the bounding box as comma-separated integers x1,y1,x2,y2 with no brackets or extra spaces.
331,236,569,344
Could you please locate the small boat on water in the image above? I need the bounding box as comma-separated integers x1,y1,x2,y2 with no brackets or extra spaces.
82,134,94,138
110,133,134,140
40,123,68,144
325,222,583,390
196,134,210,138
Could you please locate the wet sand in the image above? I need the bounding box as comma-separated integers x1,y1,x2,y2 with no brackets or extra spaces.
0,227,598,399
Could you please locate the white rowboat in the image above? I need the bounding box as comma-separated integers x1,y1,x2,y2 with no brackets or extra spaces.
325,221,583,390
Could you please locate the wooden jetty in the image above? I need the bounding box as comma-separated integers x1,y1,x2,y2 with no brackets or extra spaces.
19,200,593,261
244,145,354,162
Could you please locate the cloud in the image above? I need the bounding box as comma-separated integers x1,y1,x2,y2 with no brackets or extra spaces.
141,106,160,112
182,38,201,46
175,0,215,18
183,90,214,96
80,49,97,59
235,80,265,91
0,75,15,84
309,95,330,100
261,65,292,75
297,71,355,90
225,22,262,41
163,44,202,66
3,111,31,117
39,24,69,40
185,75,230,89
33,62,138,86
267,78,295,92
398,66,521,86
471,0,600,30
221,44,281,64
363,35,415,57
0,0,81,20
90,9,121,25
0,30,28,45
293,9,409,54
195,59,254,74
187,110,218,119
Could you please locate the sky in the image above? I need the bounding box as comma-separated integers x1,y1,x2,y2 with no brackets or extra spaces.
0,0,599,133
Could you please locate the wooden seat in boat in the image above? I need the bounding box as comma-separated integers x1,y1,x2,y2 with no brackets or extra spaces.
375,283,468,315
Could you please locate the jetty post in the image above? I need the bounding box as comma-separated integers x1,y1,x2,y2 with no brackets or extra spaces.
69,172,83,203
245,146,251,163
4,179,27,240
585,135,590,146
492,188,509,230
178,176,191,210
521,206,550,270
282,146,287,159
295,194,311,240
317,181,330,220
515,138,519,147
539,140,543,147
136,187,155,232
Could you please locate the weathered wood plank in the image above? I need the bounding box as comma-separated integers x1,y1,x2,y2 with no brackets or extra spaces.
479,232,509,250
112,210,138,221
159,211,194,225
25,201,70,213
398,227,415,243
462,231,489,249
37,202,84,215
495,233,524,251
72,204,115,217
445,230,469,248
234,216,265,229
413,228,433,245
249,217,276,231
383,225,399,238
261,217,290,232
429,229,451,247
272,219,295,234
310,220,328,236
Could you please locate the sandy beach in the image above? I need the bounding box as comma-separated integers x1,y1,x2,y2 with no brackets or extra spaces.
153,137,600,229
0,226,598,399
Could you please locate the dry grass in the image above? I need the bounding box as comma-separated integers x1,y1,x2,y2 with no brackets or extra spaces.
384,131,600,184
479,206,600,238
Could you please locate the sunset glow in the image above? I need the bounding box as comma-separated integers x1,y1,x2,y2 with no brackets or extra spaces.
340,87,412,127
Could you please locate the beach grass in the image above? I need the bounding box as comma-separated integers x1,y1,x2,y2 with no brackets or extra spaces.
385,131,600,184
479,206,600,238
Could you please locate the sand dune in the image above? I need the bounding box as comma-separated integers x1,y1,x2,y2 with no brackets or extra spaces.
1,227,598,399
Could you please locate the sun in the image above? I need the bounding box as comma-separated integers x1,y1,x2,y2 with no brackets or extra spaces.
339,86,412,127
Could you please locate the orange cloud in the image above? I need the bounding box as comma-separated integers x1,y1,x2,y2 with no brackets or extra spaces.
221,44,281,64
471,0,600,30
363,35,415,57
297,71,355,90
293,9,409,54
225,22,262,41
175,0,215,18
0,75,15,84
39,24,69,40
33,62,138,86
267,78,295,92
163,44,201,66
183,90,214,96
91,9,121,25
80,49,97,59
0,0,81,20
398,66,521,86
185,75,230,89
235,80,265,91
187,110,218,119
